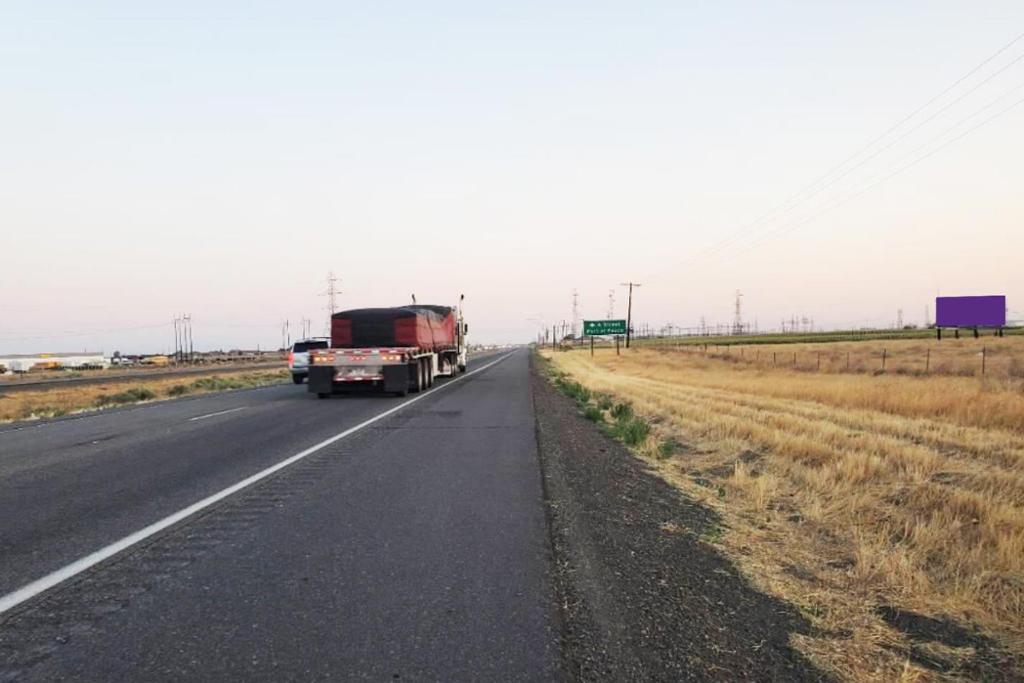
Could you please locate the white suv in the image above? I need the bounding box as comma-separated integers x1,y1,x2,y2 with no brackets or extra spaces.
288,339,329,384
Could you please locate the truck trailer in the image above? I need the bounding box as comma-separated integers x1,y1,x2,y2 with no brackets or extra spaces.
307,302,468,398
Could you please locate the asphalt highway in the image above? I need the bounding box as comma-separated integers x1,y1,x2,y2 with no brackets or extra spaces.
0,349,557,680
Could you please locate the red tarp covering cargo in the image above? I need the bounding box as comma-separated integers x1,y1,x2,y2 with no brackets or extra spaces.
331,306,456,351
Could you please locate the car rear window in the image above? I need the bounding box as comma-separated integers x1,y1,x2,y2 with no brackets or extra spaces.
292,340,329,353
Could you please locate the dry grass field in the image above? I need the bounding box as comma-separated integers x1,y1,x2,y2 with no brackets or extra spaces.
542,338,1024,681
0,369,288,423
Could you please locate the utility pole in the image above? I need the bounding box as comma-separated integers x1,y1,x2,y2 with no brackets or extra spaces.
172,317,180,363
620,282,641,348
571,289,580,339
185,314,194,362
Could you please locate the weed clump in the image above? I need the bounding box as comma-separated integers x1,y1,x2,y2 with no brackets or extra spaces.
658,437,683,460
610,402,633,420
611,415,651,445
582,405,604,422
95,387,156,406
555,376,591,404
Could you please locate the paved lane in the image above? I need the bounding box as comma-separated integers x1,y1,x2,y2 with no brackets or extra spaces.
0,352,502,596
0,350,557,680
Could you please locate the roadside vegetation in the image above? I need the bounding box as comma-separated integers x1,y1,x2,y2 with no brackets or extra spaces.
539,341,1024,681
0,369,289,423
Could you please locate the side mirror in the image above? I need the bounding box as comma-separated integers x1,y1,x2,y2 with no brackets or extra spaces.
463,323,469,334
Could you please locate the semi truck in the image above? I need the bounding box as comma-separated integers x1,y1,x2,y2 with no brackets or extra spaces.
307,300,468,398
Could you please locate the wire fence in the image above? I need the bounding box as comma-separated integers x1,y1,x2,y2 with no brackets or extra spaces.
551,332,1024,379
662,341,1024,379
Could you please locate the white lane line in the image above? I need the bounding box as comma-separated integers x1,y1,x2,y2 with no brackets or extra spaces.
188,406,247,422
0,351,516,615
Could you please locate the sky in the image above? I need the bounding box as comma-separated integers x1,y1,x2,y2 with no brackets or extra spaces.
2,2,1022,353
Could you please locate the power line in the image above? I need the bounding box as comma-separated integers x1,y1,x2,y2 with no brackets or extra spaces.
697,48,1024,266
727,92,1024,258
720,77,1024,259
665,30,1024,271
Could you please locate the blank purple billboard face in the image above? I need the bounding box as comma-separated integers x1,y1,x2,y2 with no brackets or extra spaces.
935,295,1006,327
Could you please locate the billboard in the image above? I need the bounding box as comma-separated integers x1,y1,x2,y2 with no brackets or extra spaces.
935,295,1006,328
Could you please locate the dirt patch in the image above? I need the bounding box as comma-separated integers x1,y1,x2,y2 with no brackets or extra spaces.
531,355,828,681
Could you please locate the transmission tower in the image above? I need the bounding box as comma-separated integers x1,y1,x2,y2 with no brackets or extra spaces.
607,289,615,319
896,308,903,329
321,271,342,335
326,271,341,315
732,290,744,335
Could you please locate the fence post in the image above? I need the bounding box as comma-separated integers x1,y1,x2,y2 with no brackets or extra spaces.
590,335,594,357
792,352,796,368
846,351,850,371
616,336,620,356
816,351,821,371
982,346,986,375
925,348,930,373
881,348,887,371
773,352,777,367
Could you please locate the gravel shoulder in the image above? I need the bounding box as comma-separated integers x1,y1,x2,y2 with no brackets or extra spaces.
531,354,829,681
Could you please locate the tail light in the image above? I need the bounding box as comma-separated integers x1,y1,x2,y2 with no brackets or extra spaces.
288,351,294,366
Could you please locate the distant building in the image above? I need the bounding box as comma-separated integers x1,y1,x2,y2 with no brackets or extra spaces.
0,352,108,374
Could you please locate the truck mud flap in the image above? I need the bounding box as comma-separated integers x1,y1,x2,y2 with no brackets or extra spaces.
308,366,335,395
383,365,409,394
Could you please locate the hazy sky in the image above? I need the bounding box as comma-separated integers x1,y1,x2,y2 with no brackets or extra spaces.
2,2,1022,353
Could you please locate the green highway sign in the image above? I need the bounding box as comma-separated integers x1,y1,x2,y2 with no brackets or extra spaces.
583,319,627,336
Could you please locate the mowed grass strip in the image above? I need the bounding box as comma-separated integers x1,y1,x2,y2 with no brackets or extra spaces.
541,346,1024,682
0,369,289,423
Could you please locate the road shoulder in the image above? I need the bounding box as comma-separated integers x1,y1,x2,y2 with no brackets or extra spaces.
531,353,828,681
